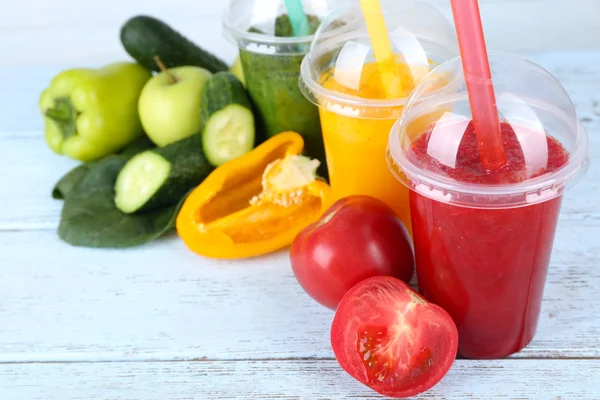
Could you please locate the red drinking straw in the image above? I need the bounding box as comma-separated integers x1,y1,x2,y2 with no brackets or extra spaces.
450,0,506,170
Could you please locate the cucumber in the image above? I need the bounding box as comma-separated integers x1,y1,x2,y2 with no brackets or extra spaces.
120,15,228,74
200,72,255,167
114,133,213,214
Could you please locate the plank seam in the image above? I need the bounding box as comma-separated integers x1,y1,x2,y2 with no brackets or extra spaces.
1,356,599,365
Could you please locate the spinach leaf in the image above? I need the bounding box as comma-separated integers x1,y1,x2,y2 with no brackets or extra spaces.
58,155,189,248
52,164,91,200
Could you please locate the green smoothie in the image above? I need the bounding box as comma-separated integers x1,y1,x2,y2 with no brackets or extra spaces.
240,15,327,178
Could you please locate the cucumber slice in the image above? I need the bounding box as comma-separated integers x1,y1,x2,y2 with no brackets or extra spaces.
114,133,213,214
115,152,171,214
200,72,255,167
202,104,255,167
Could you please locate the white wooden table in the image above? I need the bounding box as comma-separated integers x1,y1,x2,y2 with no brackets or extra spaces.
1,49,599,399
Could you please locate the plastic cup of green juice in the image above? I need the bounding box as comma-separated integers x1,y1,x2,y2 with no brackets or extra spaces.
223,0,352,178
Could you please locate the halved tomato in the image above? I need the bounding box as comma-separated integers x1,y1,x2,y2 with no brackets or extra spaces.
331,276,458,398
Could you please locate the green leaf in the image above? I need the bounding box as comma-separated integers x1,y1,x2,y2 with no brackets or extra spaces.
58,155,189,248
52,164,91,200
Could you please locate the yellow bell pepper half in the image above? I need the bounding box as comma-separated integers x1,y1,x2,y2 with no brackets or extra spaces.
176,131,332,259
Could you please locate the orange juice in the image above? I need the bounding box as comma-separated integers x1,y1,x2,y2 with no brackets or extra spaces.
318,61,426,233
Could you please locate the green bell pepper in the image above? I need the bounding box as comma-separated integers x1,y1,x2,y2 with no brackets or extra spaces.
39,62,152,162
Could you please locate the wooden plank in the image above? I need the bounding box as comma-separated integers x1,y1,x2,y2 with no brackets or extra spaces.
0,15,237,69
0,135,77,230
0,51,599,362
1,1,599,68
4,51,600,135
1,130,597,230
0,216,598,362
2,0,597,30
2,52,600,228
0,66,68,134
3,51,599,134
6,136,600,231
1,359,599,399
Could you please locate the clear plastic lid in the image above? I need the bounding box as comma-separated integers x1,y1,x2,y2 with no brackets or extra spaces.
223,0,350,55
387,52,590,209
299,0,458,119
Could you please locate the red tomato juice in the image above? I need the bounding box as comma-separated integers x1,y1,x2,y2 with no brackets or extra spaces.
406,122,569,359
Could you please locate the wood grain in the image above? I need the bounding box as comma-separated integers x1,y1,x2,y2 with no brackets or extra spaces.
2,1,599,68
0,52,599,364
1,360,600,399
5,52,600,135
1,131,597,230
0,49,599,398
2,52,599,228
0,220,598,362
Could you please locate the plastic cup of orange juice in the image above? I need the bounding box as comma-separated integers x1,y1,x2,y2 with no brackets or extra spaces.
299,2,457,233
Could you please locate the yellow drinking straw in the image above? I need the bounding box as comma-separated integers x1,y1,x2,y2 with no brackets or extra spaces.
359,0,403,98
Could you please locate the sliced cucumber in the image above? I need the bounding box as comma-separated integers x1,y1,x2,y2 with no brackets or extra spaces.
203,105,255,167
200,72,255,167
114,134,213,214
115,152,171,214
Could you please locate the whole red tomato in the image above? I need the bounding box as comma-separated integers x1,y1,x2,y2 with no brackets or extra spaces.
290,195,414,310
331,276,458,398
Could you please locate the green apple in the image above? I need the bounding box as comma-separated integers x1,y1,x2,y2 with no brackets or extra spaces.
139,66,212,147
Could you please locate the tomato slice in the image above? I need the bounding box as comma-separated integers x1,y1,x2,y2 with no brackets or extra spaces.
331,276,458,398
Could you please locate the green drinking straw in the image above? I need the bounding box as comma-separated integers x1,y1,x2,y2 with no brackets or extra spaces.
284,0,311,36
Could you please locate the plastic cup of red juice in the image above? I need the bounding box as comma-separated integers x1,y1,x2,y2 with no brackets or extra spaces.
387,52,590,359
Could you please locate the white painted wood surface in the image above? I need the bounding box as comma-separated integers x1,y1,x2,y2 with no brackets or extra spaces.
2,360,600,399
0,12,599,398
3,0,600,67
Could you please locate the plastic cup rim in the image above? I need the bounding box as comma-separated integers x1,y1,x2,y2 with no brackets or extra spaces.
386,113,590,207
222,7,315,48
299,29,458,114
299,53,410,113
